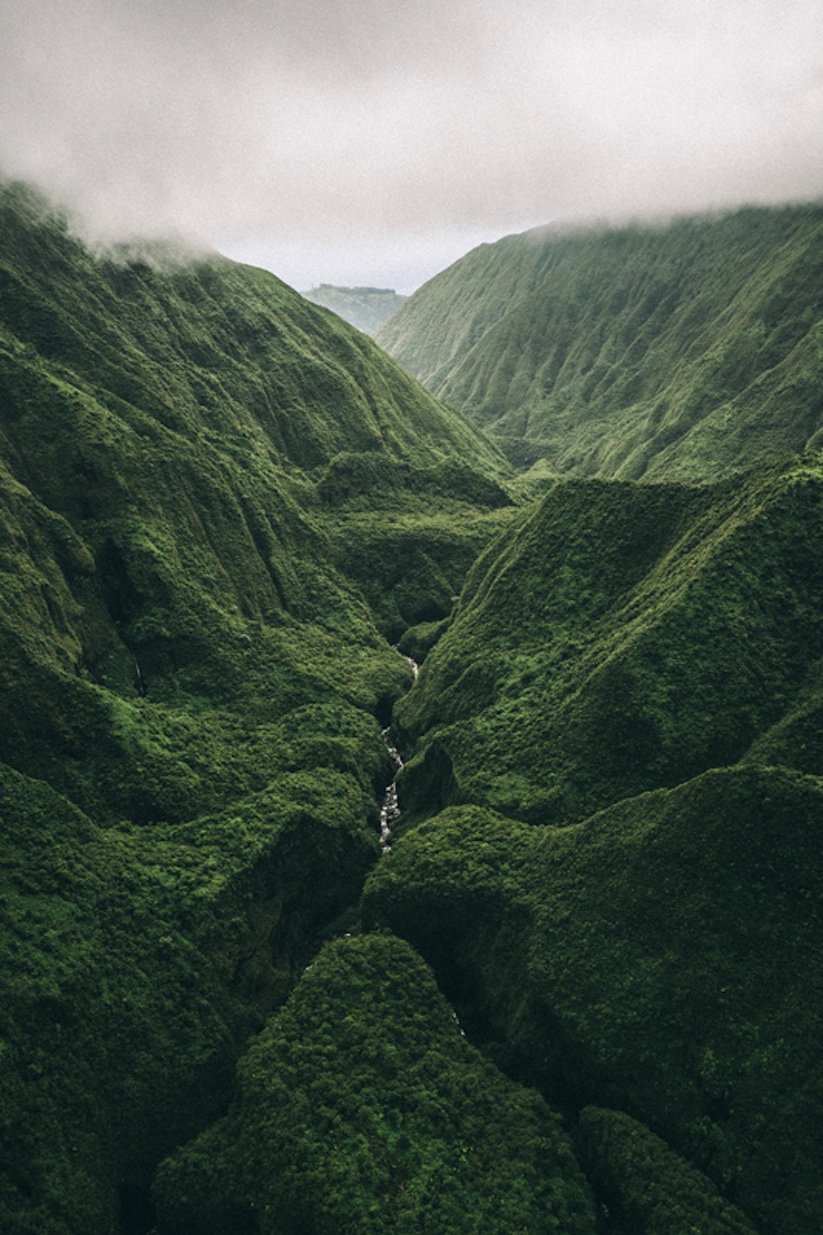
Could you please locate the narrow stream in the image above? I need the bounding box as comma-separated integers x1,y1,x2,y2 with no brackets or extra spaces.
379,653,418,852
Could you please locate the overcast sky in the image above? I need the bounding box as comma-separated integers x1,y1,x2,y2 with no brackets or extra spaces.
1,0,822,291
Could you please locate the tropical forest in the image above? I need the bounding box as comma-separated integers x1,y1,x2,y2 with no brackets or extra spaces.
1,179,823,1235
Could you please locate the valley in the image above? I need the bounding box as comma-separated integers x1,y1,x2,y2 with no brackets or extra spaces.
1,181,822,1235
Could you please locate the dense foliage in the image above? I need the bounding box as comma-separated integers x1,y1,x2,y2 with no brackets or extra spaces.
363,766,823,1235
392,457,823,826
154,934,597,1234
0,181,511,1232
575,1107,760,1235
377,205,823,479
2,181,822,1235
301,284,407,335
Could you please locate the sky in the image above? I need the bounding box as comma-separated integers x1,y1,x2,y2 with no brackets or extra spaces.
1,0,822,293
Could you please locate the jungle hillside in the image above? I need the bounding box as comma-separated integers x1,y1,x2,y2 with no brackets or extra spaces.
376,205,823,479
2,179,823,1235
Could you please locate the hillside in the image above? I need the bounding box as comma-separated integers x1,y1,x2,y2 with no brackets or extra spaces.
365,456,823,1235
376,205,823,479
3,177,823,1235
0,181,520,1234
392,457,823,826
301,283,407,334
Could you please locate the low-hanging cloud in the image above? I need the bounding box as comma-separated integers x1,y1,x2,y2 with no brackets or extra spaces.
1,0,821,289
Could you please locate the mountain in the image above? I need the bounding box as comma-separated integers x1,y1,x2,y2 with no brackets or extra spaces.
3,177,823,1235
0,181,519,1234
392,456,823,826
376,205,823,479
301,283,407,334
364,455,823,1235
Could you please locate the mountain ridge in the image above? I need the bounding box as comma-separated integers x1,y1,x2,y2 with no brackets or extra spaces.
301,282,407,335
376,204,823,479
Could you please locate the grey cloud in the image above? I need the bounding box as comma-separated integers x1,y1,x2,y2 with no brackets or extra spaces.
1,0,821,289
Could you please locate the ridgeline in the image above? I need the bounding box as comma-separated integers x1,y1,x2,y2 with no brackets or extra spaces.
2,181,822,1234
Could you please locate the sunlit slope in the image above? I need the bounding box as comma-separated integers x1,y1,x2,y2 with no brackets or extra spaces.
377,205,823,478
393,456,823,827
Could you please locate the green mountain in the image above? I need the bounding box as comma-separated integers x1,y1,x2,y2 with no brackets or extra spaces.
0,181,520,1234
392,456,823,826
362,454,823,1235
3,179,823,1235
376,205,823,478
301,283,407,335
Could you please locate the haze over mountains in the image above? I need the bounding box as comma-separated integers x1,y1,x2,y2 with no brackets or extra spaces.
2,179,823,1235
301,285,408,336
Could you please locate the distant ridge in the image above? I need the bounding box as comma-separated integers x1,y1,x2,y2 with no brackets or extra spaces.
302,282,407,334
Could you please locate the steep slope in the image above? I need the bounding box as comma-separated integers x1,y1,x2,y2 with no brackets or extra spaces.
393,456,823,827
0,180,510,817
0,182,516,1234
5,175,822,1235
377,205,823,479
301,283,407,334
154,934,597,1235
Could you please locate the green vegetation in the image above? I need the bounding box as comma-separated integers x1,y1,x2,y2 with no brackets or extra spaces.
154,934,596,1234
0,758,382,1234
301,284,407,335
377,205,823,479
363,766,823,1235
3,179,823,1235
0,181,513,1232
575,1107,760,1235
392,457,823,826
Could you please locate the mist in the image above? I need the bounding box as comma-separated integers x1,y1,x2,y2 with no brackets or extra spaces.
2,0,821,291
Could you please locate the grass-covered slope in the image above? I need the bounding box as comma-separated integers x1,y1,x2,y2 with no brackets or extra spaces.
0,181,517,1233
393,456,823,827
301,284,407,335
377,205,823,479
